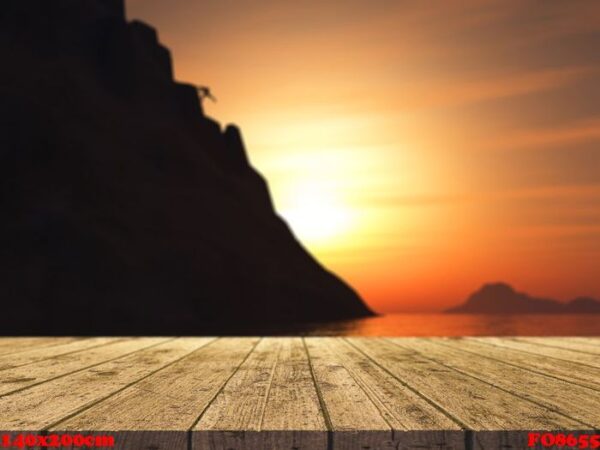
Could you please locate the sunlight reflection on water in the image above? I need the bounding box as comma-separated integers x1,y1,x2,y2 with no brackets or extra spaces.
298,313,600,336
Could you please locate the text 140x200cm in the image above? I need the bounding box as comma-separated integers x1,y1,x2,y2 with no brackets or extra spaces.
0,433,115,448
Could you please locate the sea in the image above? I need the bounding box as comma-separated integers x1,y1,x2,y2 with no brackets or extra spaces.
294,313,600,336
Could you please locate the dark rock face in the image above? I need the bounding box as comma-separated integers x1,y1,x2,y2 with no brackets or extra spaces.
446,282,600,314
0,0,373,335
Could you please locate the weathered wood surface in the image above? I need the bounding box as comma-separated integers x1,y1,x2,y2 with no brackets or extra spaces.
0,337,597,450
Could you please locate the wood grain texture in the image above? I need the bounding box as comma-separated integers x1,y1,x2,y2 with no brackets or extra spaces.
513,337,600,354
347,338,584,430
194,337,328,450
195,338,281,432
0,338,81,356
0,338,136,395
0,337,189,430
0,337,597,450
318,338,464,450
446,337,600,391
0,338,122,371
470,337,600,368
305,337,392,450
55,338,253,450
389,338,600,427
55,338,253,430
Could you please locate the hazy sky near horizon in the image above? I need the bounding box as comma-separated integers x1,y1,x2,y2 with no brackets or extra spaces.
127,0,600,312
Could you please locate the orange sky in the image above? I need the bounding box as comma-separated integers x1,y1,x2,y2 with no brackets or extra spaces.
127,0,600,313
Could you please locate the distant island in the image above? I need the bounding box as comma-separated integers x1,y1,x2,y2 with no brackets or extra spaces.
446,282,600,314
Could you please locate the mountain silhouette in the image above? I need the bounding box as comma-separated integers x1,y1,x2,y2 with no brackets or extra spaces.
0,0,373,335
446,282,600,314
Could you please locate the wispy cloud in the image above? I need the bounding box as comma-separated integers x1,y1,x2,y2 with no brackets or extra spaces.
397,66,597,110
355,183,600,210
487,117,600,151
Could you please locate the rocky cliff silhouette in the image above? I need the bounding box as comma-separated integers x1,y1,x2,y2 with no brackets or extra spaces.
446,283,600,314
0,0,373,335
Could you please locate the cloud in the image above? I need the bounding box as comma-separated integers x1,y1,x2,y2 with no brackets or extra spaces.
396,66,597,110
498,183,600,200
487,117,600,151
355,182,600,212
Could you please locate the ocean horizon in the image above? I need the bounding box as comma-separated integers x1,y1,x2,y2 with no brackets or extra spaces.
294,313,600,336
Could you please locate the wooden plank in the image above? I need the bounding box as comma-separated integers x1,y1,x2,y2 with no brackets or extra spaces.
0,337,208,430
330,338,461,430
257,338,328,449
304,337,392,450
195,338,281,431
389,338,600,428
0,337,122,372
53,338,256,450
54,337,256,430
325,338,464,450
347,338,584,432
513,337,600,354
0,337,170,396
0,338,82,356
435,337,600,391
194,337,328,450
553,337,600,345
470,337,600,368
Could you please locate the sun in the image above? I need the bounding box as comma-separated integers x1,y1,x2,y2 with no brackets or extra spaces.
279,181,354,244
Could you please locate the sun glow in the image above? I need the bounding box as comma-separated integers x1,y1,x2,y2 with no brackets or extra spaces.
279,181,355,245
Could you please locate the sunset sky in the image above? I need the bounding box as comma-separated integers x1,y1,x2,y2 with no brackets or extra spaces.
127,0,600,313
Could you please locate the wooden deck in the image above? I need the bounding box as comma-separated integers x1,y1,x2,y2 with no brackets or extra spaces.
0,337,598,449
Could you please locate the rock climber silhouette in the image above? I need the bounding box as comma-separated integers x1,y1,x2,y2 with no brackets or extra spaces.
196,85,217,103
